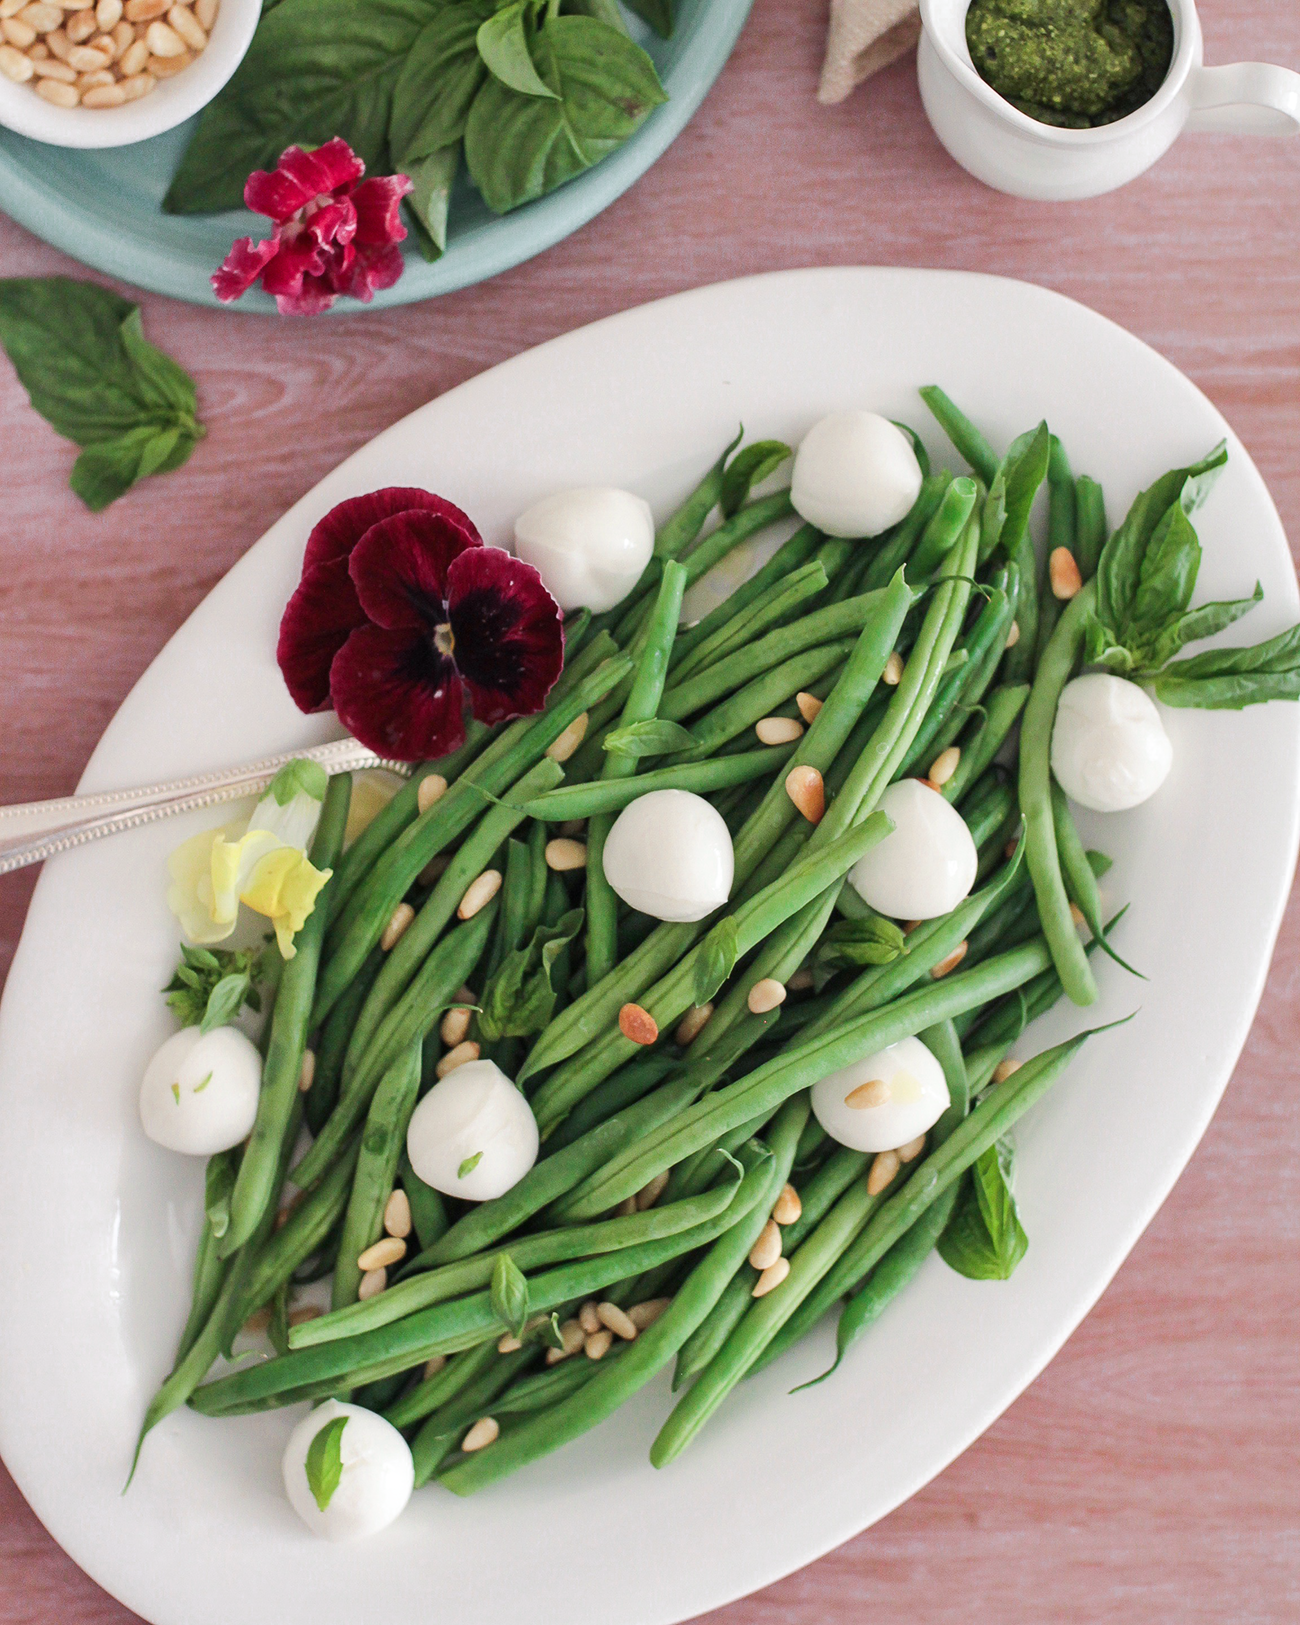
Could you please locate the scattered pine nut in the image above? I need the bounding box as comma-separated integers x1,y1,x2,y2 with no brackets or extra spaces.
497,1333,522,1353
559,1318,585,1353
1005,620,1021,649
440,1004,473,1046
785,763,825,823
193,0,214,24
35,71,76,96
384,1188,412,1238
928,746,960,787
930,941,968,979
544,837,586,871
42,24,68,53
867,1149,900,1195
242,1305,273,1335
787,966,815,992
1069,902,1086,927
458,868,502,919
795,691,824,724
0,40,33,72
62,5,92,34
618,1002,658,1045
297,1047,316,1093
417,772,448,813
358,1267,387,1300
0,0,25,14
993,1058,1023,1084
752,1257,790,1297
142,13,180,47
584,1329,613,1360
116,33,146,69
288,1306,322,1327
118,65,152,93
461,1416,499,1452
578,1301,602,1335
380,901,415,950
123,0,166,17
167,2,204,47
627,1298,671,1330
94,0,120,24
418,852,451,886
635,1170,670,1210
545,1347,568,1365
755,715,804,745
1004,838,1019,860
3,14,37,39
897,1133,927,1163
883,651,904,685
747,977,787,1014
423,1355,447,1380
903,919,923,934
1050,547,1083,600
18,2,61,29
845,1077,890,1109
436,1040,480,1078
274,1190,303,1229
545,711,588,762
597,1302,638,1341
557,818,585,838
772,1182,802,1225
748,1218,783,1271
357,1235,405,1272
615,1196,638,1217
674,1003,713,1046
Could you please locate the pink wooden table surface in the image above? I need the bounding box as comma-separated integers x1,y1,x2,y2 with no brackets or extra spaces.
2,0,1299,1618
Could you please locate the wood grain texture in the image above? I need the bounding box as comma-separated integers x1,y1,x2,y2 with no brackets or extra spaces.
1,0,1298,1618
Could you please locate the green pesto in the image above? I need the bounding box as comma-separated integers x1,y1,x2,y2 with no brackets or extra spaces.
966,0,1174,128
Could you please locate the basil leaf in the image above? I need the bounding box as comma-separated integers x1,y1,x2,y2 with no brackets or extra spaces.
391,0,492,161
458,1151,483,1178
560,0,627,30
464,15,666,214
268,759,329,805
204,1148,238,1240
720,439,792,518
202,972,254,1035
621,0,670,36
1139,583,1263,672
539,1311,566,1351
693,915,738,1007
978,465,1007,565
164,943,266,1031
1154,621,1300,710
1125,495,1201,640
304,1415,349,1511
602,719,697,758
477,0,558,98
478,908,584,1040
490,1252,529,1338
937,1137,1027,1281
998,421,1051,564
403,147,460,262
813,915,907,988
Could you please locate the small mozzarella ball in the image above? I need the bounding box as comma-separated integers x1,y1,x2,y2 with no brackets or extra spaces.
602,789,734,922
513,487,655,613
1051,673,1173,812
282,1400,413,1541
848,779,977,921
139,1025,261,1155
406,1059,539,1201
791,411,923,539
812,1036,949,1153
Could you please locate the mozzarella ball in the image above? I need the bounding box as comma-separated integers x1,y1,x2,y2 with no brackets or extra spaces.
848,779,977,921
791,411,923,539
602,789,734,923
139,1025,261,1155
407,1059,539,1201
513,487,655,613
1051,673,1173,812
282,1400,413,1541
812,1036,949,1153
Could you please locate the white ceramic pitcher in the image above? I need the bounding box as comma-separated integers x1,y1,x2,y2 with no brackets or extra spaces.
917,0,1300,199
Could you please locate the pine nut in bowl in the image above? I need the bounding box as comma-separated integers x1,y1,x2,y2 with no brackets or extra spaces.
0,0,257,147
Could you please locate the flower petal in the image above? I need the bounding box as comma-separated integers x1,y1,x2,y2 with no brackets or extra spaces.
302,196,357,253
349,506,482,631
447,547,564,724
302,488,462,575
258,232,328,300
241,846,332,959
350,173,413,248
212,234,281,303
272,278,340,317
210,828,279,925
277,555,366,712
244,139,366,222
331,623,468,762
333,240,407,303
167,824,242,945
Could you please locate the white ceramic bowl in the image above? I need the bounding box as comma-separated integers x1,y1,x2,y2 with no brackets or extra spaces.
0,0,258,149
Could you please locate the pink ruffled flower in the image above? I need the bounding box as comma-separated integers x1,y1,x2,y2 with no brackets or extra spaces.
277,488,565,761
212,139,413,316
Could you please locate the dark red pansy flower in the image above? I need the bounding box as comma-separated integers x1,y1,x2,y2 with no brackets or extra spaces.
277,488,564,762
211,139,413,316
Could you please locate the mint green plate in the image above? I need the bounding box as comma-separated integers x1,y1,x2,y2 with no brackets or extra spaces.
0,0,749,313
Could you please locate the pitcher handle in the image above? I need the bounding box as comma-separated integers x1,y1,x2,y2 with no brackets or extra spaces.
1184,61,1300,136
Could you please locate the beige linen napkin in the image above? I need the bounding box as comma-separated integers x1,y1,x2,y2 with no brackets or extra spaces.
819,0,922,104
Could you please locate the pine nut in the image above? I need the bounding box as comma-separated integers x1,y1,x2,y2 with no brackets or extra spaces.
627,1298,670,1330
297,1048,315,1092
418,1356,448,1384
0,38,31,70
357,1235,405,1272
439,1004,473,1046
457,868,501,919
288,1306,322,1327
35,72,77,97
418,853,450,886
867,1149,899,1195
103,17,129,48
545,1346,568,1365
559,1317,585,1354
275,1190,304,1229
784,763,825,823
497,1333,522,1353
77,65,115,84
116,33,145,67
380,900,414,950
928,746,960,787
787,967,815,992
635,1169,669,1210
17,17,36,34
192,0,214,25
383,1188,412,1238
145,44,188,71
117,64,151,91
755,715,804,745
64,7,94,35
904,919,923,934
358,1266,387,1300
584,1329,613,1359
795,691,824,724
32,43,74,70
752,1257,790,1297
748,1218,782,1270
461,1417,499,1451
544,837,586,871
415,772,447,814
897,1133,926,1163
845,1077,889,1109
1049,547,1082,600
436,1039,479,1078
930,941,968,979
242,1305,273,1335
123,0,164,16
992,1058,1022,1084
2,15,36,42
747,977,787,1014
618,1002,658,1045
1005,619,1021,648
1004,838,1019,861
597,1302,638,1340
0,0,24,15
578,1301,601,1335
145,16,181,48
615,1196,637,1217
19,3,62,29
772,1182,802,1225
94,0,119,23
883,651,904,685
58,0,95,8
167,1,204,46
1069,901,1086,927
545,711,588,762
674,1003,713,1046
557,818,585,837
42,21,67,50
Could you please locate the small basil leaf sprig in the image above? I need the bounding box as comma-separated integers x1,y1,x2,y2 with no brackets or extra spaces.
163,944,267,1034
937,1135,1027,1281
0,279,204,511
603,719,697,759
693,916,739,1006
812,915,907,990
304,1416,349,1511
490,1252,530,1339
477,908,584,1040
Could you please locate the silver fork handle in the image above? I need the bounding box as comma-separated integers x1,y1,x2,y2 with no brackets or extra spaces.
0,738,412,878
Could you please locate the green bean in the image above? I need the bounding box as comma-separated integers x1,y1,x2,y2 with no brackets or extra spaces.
304,945,382,1135
1075,475,1108,580
437,1131,788,1495
410,1347,538,1484
674,641,857,760
908,477,979,582
220,774,351,1255
176,1148,238,1360
331,1043,421,1309
919,386,999,486
656,434,738,558
1020,580,1098,1006
862,474,951,592
1034,435,1077,667
1050,782,1141,977
898,571,1013,778
384,1339,500,1429
672,560,830,686
399,1151,448,1253
291,903,497,1192
923,1016,970,1137
486,837,534,986
543,1053,676,1151
941,684,1029,804
670,524,823,668
491,1342,625,1415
